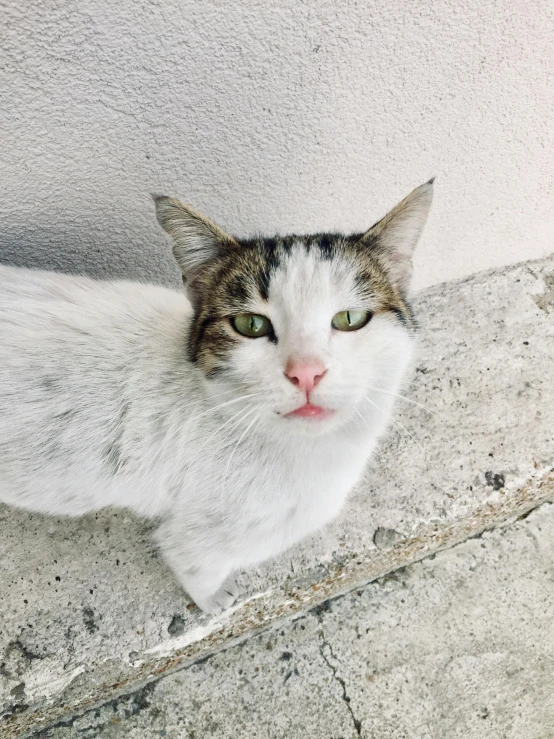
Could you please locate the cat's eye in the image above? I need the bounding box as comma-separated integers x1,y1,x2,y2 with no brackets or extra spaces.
331,310,371,332
232,314,273,338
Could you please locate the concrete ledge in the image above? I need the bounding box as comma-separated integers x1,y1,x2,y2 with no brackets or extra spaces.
32,501,554,737
2,255,554,737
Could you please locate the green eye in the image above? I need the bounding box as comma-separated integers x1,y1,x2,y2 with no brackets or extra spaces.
232,314,273,338
332,310,371,332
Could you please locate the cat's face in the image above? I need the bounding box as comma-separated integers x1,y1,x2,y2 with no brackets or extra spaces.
155,182,433,436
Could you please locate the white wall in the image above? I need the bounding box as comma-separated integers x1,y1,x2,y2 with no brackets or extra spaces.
1,0,553,292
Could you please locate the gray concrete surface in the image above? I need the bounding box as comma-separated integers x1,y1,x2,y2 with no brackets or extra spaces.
2,255,554,736
3,1,554,293
28,501,554,738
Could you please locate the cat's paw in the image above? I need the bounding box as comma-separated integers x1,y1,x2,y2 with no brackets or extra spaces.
192,575,239,614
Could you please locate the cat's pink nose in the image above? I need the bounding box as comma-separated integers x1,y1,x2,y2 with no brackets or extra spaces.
285,361,327,394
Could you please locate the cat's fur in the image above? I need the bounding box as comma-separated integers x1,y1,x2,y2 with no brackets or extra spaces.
0,182,432,613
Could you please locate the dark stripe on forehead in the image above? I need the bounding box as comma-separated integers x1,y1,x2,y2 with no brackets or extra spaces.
232,237,282,300
316,233,337,260
227,274,249,302
298,232,344,261
256,267,270,301
264,246,281,273
281,235,294,255
318,233,332,252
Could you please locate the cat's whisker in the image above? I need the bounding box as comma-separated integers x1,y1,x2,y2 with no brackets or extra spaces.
354,407,370,430
217,407,266,452
340,380,447,426
186,392,262,426
364,384,447,425
223,404,265,480
213,405,260,468
204,379,262,399
198,402,256,454
349,410,396,489
203,386,245,401
362,395,442,492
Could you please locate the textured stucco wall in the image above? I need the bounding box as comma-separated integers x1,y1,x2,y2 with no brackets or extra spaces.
1,0,553,292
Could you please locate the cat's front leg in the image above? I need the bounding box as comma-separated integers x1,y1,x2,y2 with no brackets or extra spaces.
181,571,239,615
155,517,239,614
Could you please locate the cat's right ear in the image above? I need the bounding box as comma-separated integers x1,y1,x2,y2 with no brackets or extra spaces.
153,196,238,281
358,180,434,295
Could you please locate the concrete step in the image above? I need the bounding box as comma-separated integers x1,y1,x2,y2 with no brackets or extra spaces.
2,255,554,737
32,500,554,739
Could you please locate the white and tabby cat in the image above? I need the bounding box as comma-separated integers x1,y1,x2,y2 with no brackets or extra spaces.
0,181,432,613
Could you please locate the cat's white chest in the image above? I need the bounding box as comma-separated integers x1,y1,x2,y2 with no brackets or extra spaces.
225,432,372,568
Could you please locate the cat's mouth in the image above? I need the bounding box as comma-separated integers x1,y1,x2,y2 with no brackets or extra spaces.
283,403,333,420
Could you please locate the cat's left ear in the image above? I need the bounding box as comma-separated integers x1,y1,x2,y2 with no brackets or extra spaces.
154,196,238,282
359,179,434,295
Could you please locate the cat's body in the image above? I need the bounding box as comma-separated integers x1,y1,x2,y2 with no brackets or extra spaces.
0,182,432,612
0,264,378,601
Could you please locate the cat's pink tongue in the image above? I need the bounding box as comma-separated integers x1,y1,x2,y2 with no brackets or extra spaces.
287,403,328,418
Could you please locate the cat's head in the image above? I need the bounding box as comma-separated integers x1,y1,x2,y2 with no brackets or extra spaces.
155,182,433,436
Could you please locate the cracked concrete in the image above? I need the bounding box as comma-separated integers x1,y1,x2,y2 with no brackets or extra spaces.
27,501,554,738
1,255,554,736
318,624,362,737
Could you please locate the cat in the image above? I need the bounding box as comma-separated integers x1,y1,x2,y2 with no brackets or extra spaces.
0,181,433,613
